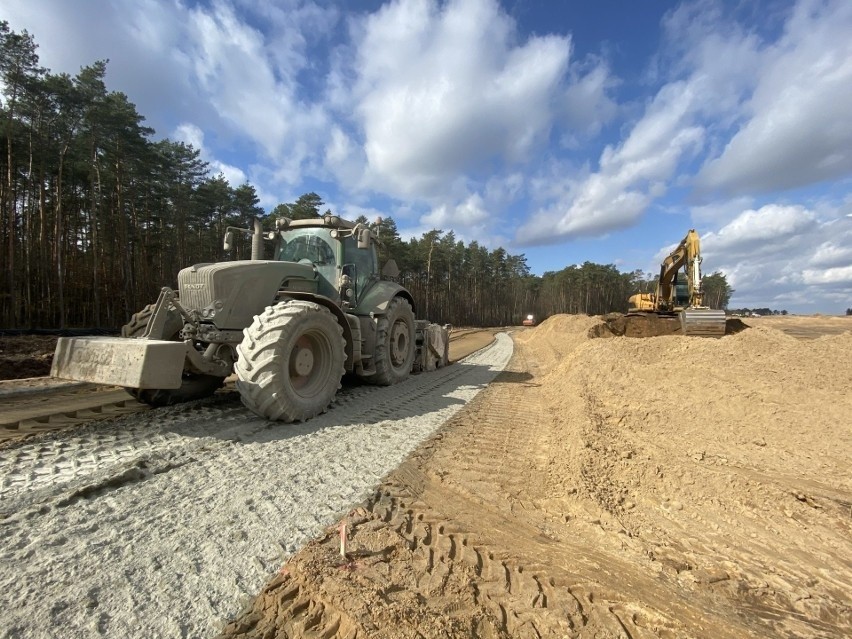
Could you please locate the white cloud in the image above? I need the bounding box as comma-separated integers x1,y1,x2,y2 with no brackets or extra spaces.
696,0,852,195
2,0,201,134
559,60,618,146
700,203,852,310
423,193,488,228
809,241,852,269
484,173,524,206
701,204,815,253
802,266,852,286
658,1,762,120
517,81,705,243
184,0,331,178
323,126,365,189
341,0,572,198
689,196,755,225
5,0,340,193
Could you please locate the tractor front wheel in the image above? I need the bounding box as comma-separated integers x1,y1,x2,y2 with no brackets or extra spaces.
235,301,346,422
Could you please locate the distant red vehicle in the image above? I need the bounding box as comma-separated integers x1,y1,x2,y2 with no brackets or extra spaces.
522,314,536,327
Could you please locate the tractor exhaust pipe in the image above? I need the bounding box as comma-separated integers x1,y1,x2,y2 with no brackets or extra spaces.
251,218,263,261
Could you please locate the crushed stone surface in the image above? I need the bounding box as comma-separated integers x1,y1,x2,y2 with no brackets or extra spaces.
0,335,512,639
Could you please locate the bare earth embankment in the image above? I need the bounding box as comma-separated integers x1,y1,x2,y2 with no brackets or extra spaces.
220,315,852,638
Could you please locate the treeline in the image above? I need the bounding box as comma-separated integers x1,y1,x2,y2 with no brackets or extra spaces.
0,23,733,329
354,214,733,326
730,308,789,317
0,22,264,328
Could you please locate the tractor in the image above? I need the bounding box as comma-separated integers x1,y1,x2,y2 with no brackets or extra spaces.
51,214,449,422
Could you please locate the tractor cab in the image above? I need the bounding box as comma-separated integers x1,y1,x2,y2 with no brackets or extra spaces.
272,217,381,307
276,227,339,300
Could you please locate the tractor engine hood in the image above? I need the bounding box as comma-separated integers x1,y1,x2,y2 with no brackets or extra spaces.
177,260,316,329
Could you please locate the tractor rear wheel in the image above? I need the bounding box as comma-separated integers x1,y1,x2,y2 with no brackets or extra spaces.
370,297,416,385
121,303,225,407
235,301,345,422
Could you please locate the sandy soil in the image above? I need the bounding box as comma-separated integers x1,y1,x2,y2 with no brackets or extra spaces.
219,315,852,638
745,314,852,339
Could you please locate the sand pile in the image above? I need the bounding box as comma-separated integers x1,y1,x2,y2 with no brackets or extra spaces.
220,316,851,638
527,319,852,636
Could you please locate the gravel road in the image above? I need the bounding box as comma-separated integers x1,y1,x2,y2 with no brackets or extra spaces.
0,334,512,639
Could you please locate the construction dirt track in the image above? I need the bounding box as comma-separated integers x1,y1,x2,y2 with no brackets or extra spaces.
220,315,852,639
1,316,850,638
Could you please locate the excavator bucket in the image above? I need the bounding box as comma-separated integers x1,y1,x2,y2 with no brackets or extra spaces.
680,309,727,337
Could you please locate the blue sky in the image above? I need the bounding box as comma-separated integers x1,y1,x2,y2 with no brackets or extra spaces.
5,0,852,313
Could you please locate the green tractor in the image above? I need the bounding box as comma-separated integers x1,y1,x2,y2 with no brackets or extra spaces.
51,215,449,422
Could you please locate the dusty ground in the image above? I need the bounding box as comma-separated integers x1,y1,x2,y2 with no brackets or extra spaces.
0,335,56,379
744,314,852,339
219,315,852,639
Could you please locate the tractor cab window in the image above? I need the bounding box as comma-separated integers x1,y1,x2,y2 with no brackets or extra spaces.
277,230,338,299
278,232,336,266
342,235,377,302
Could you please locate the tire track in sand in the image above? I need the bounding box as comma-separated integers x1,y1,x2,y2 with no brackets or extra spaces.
219,340,741,639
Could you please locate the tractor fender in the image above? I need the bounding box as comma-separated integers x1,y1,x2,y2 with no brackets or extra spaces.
353,281,416,317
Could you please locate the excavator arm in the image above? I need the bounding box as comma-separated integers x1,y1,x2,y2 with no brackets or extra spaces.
655,229,703,311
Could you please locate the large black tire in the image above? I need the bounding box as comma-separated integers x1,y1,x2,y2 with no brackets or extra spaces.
235,301,345,422
369,297,416,386
121,304,225,407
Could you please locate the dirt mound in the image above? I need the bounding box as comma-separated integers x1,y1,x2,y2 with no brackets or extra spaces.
0,336,57,379
588,313,749,338
512,314,599,372
219,314,851,638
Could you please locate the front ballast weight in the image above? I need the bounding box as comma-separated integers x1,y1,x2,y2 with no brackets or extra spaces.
50,213,451,422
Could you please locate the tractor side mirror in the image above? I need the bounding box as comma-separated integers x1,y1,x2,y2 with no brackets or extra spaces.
223,230,233,251
357,228,372,249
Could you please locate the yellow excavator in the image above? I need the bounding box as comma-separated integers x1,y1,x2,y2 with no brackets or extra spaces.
627,229,727,337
